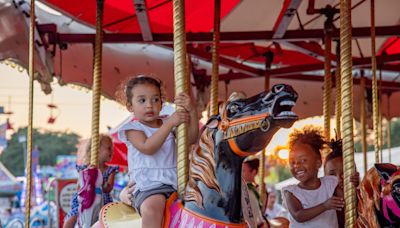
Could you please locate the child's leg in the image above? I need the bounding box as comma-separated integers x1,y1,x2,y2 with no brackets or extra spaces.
63,215,77,228
140,194,166,228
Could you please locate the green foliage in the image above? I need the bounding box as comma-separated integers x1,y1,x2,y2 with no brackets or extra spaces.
0,127,80,176
389,118,400,148
276,165,292,182
354,118,400,152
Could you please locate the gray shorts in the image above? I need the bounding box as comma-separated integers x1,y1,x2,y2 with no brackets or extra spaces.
132,184,175,215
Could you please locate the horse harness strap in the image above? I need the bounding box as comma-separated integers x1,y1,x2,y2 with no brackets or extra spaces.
218,105,270,157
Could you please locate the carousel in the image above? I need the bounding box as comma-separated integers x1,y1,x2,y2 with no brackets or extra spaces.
0,0,399,227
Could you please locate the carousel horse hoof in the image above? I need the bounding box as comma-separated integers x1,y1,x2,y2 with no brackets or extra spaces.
99,202,141,227
269,217,289,228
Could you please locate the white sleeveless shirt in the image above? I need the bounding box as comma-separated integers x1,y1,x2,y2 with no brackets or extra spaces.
282,176,339,228
118,117,177,194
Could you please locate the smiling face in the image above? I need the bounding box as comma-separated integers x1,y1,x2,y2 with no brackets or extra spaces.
128,83,162,126
289,143,322,186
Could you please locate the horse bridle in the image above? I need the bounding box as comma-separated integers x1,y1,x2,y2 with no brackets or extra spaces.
218,102,270,157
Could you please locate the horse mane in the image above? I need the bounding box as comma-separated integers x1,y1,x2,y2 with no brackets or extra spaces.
184,124,222,208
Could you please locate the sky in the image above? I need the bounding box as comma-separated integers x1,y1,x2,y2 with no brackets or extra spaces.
0,62,328,153
0,63,129,138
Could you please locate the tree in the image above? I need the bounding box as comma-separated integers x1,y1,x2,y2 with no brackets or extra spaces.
389,117,400,148
0,127,80,176
354,118,400,152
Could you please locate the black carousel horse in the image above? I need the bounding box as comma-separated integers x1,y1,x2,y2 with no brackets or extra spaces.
99,84,298,227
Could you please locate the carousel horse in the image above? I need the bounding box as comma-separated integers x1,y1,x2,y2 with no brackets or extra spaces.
356,163,400,228
100,84,298,227
78,166,104,227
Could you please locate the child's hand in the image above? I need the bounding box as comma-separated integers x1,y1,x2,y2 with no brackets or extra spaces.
350,171,360,188
175,92,194,112
167,109,190,127
323,196,344,211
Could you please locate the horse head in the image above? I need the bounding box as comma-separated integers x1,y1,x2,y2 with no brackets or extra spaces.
184,84,298,224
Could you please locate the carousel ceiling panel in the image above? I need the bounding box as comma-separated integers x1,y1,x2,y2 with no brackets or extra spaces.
221,0,283,32
42,0,240,33
287,0,400,30
0,0,53,93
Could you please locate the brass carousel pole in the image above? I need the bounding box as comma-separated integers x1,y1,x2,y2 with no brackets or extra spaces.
387,93,392,163
225,80,229,100
25,0,36,226
379,66,383,162
335,42,341,139
210,0,220,116
323,24,332,145
339,0,357,226
173,0,189,196
90,0,105,167
259,74,270,208
360,73,368,174
370,0,380,163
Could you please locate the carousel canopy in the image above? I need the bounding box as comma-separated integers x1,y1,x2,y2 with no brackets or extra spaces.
0,0,399,121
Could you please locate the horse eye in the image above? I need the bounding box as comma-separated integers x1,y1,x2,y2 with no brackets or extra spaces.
229,104,239,113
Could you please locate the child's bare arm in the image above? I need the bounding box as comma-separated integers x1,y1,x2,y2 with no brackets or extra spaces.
126,112,187,155
285,191,344,223
103,171,116,193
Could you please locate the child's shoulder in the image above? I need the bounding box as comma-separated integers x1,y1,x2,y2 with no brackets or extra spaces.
282,183,299,194
118,118,144,141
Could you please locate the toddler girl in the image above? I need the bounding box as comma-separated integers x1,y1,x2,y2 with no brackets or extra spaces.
117,76,198,228
63,134,118,228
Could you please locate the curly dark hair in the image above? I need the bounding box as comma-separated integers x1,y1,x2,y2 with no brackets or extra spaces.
287,126,326,159
324,138,343,166
115,75,163,108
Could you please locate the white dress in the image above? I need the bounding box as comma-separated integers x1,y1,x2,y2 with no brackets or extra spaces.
118,117,177,194
282,176,339,228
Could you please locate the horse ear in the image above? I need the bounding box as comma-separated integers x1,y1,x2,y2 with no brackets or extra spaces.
228,91,246,101
374,163,399,181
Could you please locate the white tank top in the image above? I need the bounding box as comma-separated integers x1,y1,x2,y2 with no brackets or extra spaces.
282,176,339,228
118,117,177,193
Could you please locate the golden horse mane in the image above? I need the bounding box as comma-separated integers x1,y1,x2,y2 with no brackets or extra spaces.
184,94,244,208
184,128,222,208
184,101,236,208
